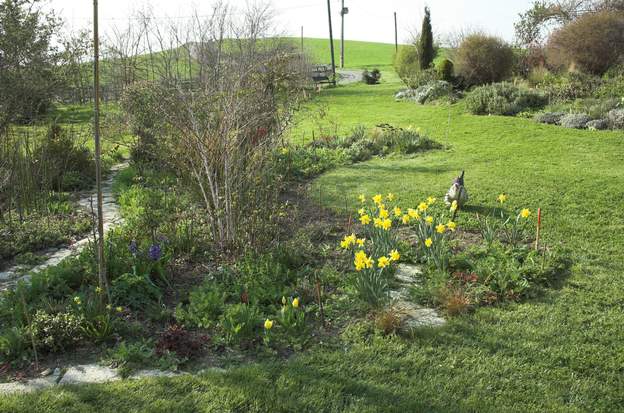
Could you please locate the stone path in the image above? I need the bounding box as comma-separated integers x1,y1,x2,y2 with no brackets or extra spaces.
390,264,446,331
0,365,205,395
0,163,128,291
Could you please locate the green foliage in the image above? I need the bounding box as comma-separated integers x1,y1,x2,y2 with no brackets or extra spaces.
276,125,442,180
394,45,420,87
103,340,155,378
30,310,84,353
220,303,260,346
456,33,514,86
436,58,454,82
536,71,603,102
0,327,30,364
361,68,381,85
110,273,162,311
34,123,95,191
418,7,435,70
175,281,226,328
0,0,61,124
465,83,547,116
560,113,591,129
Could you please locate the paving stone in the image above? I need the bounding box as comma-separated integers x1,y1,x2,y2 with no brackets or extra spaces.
395,264,423,285
130,369,180,379
393,300,446,330
59,365,119,385
0,377,57,395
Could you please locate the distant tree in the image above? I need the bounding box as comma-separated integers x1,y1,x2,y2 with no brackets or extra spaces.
0,0,62,124
418,7,435,70
547,10,624,74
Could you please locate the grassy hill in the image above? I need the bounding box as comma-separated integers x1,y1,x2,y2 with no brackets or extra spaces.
294,37,399,69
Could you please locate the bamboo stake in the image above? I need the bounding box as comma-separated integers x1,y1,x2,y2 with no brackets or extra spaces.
535,207,542,251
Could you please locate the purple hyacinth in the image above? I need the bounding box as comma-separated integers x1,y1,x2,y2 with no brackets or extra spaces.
128,240,139,256
148,244,162,261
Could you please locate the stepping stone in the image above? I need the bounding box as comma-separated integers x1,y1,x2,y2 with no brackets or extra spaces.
129,370,179,379
59,365,119,385
395,264,423,285
393,300,446,330
0,376,58,395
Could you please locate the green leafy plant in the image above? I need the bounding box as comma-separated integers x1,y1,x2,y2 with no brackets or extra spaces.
175,281,226,328
30,310,84,353
220,303,260,346
111,273,162,311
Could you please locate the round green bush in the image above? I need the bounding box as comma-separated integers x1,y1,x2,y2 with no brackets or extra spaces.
456,34,514,86
437,59,454,82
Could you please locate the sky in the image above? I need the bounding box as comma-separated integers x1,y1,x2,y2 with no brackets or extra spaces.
45,0,535,44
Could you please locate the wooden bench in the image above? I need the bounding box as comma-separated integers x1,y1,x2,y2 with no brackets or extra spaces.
311,64,335,85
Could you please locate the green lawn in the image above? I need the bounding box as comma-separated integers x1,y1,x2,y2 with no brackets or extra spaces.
3,64,624,411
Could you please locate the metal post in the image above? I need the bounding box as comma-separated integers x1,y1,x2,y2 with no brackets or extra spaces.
326,0,336,84
394,12,398,53
340,0,345,68
93,0,109,302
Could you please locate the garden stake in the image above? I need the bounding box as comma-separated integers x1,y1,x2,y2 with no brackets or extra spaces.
535,207,542,251
316,275,325,328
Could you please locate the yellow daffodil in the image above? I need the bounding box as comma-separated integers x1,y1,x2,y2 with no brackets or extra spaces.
292,297,300,308
497,194,507,204
520,208,531,218
427,196,437,205
116,306,123,313
379,208,389,219
360,214,371,225
280,147,289,155
264,319,273,330
390,249,400,261
402,214,411,225
450,200,458,212
340,233,357,249
358,194,366,203
425,216,433,224
373,217,383,228
393,207,402,217
436,224,446,234
377,256,391,268
424,238,433,248
387,193,395,201
73,296,81,305
106,304,112,311
447,221,457,232
354,250,374,271
418,202,428,212
356,238,365,247
382,219,392,231
407,208,420,219
95,286,102,294
358,208,366,216
373,194,383,205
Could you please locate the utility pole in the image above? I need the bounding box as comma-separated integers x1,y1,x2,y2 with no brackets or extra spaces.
340,1,348,68
326,0,336,83
93,0,109,302
394,12,398,53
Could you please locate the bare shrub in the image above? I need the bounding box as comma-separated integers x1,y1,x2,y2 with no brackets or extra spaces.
125,4,308,250
455,33,514,86
546,11,624,75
